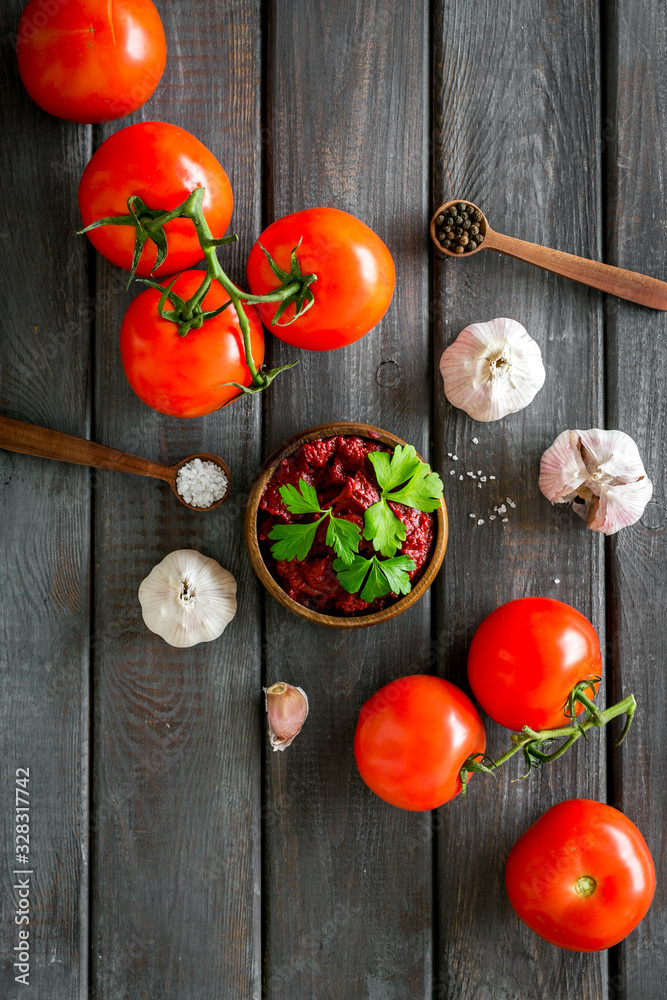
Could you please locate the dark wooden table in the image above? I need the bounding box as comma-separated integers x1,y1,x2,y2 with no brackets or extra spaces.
1,2,665,998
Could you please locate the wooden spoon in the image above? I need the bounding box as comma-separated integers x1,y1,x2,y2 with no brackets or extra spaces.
430,199,667,310
0,415,231,511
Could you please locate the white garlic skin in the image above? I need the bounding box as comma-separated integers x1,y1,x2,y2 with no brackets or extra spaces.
439,318,546,421
264,682,309,751
539,428,653,535
138,549,237,647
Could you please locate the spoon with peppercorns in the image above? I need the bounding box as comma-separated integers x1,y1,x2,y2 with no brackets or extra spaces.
430,200,667,310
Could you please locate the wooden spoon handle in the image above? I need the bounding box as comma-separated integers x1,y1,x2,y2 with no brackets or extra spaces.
485,230,667,310
0,416,173,483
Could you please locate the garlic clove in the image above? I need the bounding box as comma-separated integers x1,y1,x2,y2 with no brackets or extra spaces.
539,429,589,502
439,318,545,422
540,428,652,535
577,478,654,535
138,549,237,647
264,682,309,751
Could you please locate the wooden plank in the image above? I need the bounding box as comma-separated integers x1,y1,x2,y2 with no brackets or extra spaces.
432,2,607,998
605,2,667,995
262,2,433,997
89,3,262,997
0,4,91,998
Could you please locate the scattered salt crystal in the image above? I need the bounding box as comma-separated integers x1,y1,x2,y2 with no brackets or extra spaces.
477,519,484,525
497,504,506,514
501,517,508,522
448,452,452,458
489,515,496,520
480,476,487,482
477,470,482,475
449,469,455,475
472,437,479,444
506,497,512,504
466,471,474,477
489,475,496,480
452,455,458,461
509,501,516,508
477,482,482,488
176,458,229,509
469,513,476,519
458,475,463,480
554,578,560,584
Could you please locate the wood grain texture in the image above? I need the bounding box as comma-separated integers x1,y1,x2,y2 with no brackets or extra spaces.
432,2,607,998
0,4,91,998
89,3,263,998
262,1,433,997
606,1,667,996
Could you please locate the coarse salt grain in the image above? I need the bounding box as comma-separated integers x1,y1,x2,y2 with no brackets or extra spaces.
176,458,229,509
477,519,484,525
449,469,455,475
501,517,508,522
458,475,463,480
469,513,476,519
554,578,560,584
489,475,496,480
452,455,458,460
472,437,479,444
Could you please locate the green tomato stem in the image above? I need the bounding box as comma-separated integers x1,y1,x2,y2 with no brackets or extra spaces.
459,687,637,796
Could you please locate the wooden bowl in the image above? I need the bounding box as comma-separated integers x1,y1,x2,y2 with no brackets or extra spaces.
244,421,448,628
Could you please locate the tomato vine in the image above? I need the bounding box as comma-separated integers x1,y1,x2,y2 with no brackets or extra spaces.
80,185,317,395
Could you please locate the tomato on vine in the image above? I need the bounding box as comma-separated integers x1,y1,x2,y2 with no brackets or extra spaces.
505,799,655,952
120,271,264,417
17,0,166,124
354,675,486,810
78,122,233,278
467,597,602,732
246,208,395,351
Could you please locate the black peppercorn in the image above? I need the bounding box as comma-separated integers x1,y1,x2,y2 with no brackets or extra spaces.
437,231,445,241
436,214,445,225
476,231,484,243
454,215,463,225
443,239,452,248
454,244,464,254
469,224,479,236
459,234,469,246
472,209,483,223
462,219,471,230
458,202,467,212
468,240,477,251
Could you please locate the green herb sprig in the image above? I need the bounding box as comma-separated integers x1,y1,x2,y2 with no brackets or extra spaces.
333,554,416,603
268,480,360,564
364,445,443,557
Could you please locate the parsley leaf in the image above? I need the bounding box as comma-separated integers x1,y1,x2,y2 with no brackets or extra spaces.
362,499,406,557
384,463,444,512
332,553,416,603
368,443,421,492
379,555,416,595
364,445,444,557
326,515,361,565
269,478,360,564
332,554,371,594
278,479,322,514
268,518,324,561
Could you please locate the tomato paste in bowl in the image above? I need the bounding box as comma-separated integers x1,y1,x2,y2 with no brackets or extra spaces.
245,422,448,627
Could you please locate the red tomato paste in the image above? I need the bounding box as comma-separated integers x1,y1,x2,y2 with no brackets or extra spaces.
258,435,435,616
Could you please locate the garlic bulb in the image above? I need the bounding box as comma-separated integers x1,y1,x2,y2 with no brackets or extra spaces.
439,318,545,421
539,428,652,535
138,549,237,647
264,682,309,751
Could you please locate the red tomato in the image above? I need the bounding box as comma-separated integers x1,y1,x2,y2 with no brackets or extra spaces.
120,271,264,417
505,799,655,952
79,122,233,278
467,597,601,732
246,208,395,351
17,0,166,124
354,675,486,810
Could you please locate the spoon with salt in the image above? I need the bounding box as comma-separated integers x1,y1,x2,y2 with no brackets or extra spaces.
430,199,667,310
0,415,231,511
